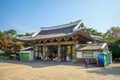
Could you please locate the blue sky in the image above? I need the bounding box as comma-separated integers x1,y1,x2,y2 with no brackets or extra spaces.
0,0,120,34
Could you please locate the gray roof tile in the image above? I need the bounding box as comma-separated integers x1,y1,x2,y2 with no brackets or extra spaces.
39,25,76,35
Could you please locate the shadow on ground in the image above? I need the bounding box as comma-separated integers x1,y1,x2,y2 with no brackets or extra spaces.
0,60,96,68
87,66,120,76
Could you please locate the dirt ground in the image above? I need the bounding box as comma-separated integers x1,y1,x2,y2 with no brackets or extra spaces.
0,60,120,80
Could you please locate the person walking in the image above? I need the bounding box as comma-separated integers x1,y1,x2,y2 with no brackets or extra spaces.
17,54,20,61
85,57,89,68
96,57,99,67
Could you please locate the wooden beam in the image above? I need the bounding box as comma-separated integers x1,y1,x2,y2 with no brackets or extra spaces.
71,35,74,40
56,38,60,42
44,39,48,43
34,41,78,46
59,38,62,41
66,36,70,40
63,37,67,41
49,39,53,43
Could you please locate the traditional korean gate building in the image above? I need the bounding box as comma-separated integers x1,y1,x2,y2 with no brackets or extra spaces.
17,20,101,62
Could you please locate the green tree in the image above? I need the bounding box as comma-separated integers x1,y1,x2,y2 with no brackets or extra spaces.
25,33,33,36
13,43,24,53
104,27,120,42
108,41,120,58
4,29,17,36
0,30,24,55
16,32,33,47
88,28,103,36
0,39,3,50
2,40,14,54
104,27,120,59
0,31,11,40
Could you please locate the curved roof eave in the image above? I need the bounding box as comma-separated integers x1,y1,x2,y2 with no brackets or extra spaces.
90,35,103,41
17,28,93,42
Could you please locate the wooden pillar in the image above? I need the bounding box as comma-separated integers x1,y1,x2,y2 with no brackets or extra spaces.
65,45,67,61
70,45,73,61
74,44,77,62
73,36,78,62
73,45,76,62
33,46,35,60
58,44,61,62
43,45,46,60
32,41,36,60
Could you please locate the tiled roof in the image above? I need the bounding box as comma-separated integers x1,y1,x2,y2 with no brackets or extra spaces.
21,47,33,51
17,28,88,41
17,20,96,41
76,43,107,51
35,20,82,36
38,25,75,35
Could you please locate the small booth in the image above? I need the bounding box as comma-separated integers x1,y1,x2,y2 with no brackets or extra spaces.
98,51,111,67
20,47,33,61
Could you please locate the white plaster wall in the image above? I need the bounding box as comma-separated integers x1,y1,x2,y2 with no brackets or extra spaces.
93,51,99,58
77,51,82,58
30,51,34,61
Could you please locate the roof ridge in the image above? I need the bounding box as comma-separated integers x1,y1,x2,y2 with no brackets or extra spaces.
41,20,81,30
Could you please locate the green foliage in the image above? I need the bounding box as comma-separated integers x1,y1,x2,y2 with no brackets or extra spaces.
13,43,24,53
108,39,120,58
88,28,103,36
104,27,120,41
0,56,9,60
4,29,17,36
0,31,11,40
67,53,75,58
10,53,17,57
67,53,71,57
104,27,120,58
16,32,33,37
0,53,6,56
16,33,32,47
0,30,24,55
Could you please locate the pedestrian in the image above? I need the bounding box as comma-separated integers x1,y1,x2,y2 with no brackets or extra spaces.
96,57,99,67
17,54,20,61
85,57,89,68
